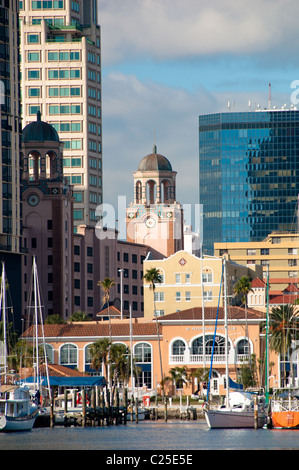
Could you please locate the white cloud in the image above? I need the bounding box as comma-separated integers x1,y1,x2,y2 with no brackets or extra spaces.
98,0,299,64
101,72,291,212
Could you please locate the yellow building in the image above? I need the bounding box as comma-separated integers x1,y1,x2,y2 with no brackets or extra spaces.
214,232,299,291
143,251,262,319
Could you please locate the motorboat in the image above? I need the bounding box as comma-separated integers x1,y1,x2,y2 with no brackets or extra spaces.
270,389,299,429
0,383,38,431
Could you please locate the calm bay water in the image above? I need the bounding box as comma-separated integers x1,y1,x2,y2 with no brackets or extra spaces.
0,420,298,452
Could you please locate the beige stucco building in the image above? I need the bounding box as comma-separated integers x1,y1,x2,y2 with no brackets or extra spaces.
19,0,102,228
215,232,299,291
143,250,263,319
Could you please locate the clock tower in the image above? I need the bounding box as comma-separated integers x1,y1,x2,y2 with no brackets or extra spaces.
21,112,74,321
126,146,184,257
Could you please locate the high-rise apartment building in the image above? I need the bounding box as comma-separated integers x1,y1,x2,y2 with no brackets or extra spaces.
199,110,299,254
19,0,102,229
0,0,23,329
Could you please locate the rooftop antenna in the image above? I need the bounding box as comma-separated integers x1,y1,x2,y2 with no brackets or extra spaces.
268,83,271,109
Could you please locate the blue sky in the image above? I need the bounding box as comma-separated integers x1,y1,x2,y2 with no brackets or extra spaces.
98,0,299,219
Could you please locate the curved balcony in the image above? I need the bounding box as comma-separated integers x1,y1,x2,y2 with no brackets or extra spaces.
169,351,251,366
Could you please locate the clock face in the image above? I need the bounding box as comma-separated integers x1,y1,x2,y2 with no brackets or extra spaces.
145,217,156,228
27,194,40,207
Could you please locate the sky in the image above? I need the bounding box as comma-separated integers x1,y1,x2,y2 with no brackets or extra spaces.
98,0,299,223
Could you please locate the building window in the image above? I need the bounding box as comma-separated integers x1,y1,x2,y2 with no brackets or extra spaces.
175,274,181,284
60,344,78,367
134,343,152,388
185,291,191,301
176,291,181,302
154,310,164,317
172,340,186,356
203,291,212,302
202,269,213,283
154,292,164,302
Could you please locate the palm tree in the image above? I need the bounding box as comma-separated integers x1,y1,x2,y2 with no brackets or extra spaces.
89,338,111,381
168,366,189,395
97,277,115,389
233,276,253,356
110,343,129,402
144,268,164,395
266,304,299,386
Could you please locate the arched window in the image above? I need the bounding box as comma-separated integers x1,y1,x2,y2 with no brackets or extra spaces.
202,267,213,284
192,335,228,356
146,180,156,205
237,339,250,356
45,344,54,364
135,180,142,203
172,340,186,356
60,344,78,368
134,342,151,362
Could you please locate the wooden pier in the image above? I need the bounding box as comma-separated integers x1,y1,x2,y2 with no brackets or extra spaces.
34,387,204,428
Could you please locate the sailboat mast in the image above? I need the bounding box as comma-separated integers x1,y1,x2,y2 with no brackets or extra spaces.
224,257,230,408
33,257,39,392
130,304,134,400
1,264,7,383
265,265,270,404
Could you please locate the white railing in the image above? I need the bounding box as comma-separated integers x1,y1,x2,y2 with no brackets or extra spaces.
169,352,250,365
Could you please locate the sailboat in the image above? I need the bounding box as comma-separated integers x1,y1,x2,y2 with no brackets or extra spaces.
203,258,267,429
0,263,38,431
19,257,52,420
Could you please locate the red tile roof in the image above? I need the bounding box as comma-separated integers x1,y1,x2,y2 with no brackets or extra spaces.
157,306,264,322
251,278,266,288
21,322,160,339
96,306,121,317
39,363,86,377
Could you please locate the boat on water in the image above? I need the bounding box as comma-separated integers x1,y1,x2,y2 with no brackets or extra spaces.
203,258,267,429
0,263,38,431
0,384,38,432
204,390,266,429
270,389,299,429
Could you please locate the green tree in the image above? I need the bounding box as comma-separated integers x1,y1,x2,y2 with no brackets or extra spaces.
233,276,253,350
168,366,189,395
89,338,111,381
238,354,258,389
97,277,116,390
70,311,90,322
266,304,299,386
144,268,164,394
45,314,66,324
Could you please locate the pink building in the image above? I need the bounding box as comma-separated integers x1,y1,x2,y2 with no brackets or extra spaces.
21,113,74,321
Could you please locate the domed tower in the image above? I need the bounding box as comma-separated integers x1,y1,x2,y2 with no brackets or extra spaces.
22,111,63,184
21,113,73,322
126,145,184,257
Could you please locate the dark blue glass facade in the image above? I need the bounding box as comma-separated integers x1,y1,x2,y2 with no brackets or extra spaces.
199,111,299,254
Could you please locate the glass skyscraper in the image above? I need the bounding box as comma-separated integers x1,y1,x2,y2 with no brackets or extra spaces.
199,110,299,254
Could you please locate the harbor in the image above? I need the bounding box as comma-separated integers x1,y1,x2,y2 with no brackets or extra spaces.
1,420,299,452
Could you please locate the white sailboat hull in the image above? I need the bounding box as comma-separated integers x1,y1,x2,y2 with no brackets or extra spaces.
204,408,266,429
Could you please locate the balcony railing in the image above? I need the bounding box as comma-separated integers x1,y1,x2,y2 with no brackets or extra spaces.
169,352,251,365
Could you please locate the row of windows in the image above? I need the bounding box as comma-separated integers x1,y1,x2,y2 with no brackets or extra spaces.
171,336,250,356
120,252,145,264
31,1,64,9
28,68,81,80
47,342,151,369
154,291,194,302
